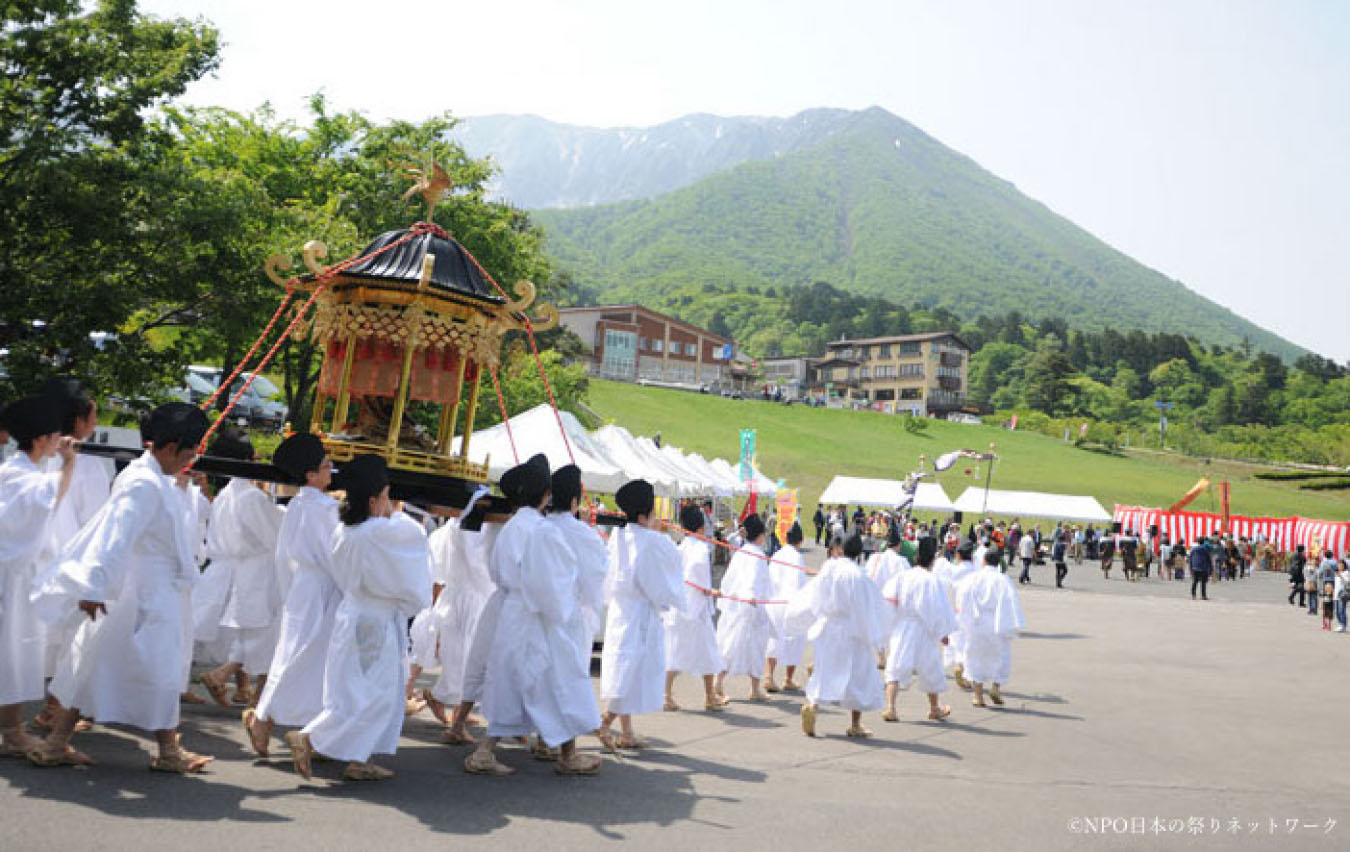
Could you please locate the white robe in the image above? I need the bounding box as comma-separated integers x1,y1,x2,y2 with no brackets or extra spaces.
41,455,110,677
600,524,682,715
955,564,1025,685
481,512,601,746
765,544,808,666
461,509,539,707
715,543,773,677
548,513,609,647
40,452,197,730
867,548,910,591
254,486,340,726
0,453,61,704
193,478,285,671
882,568,958,693
664,537,723,676
786,557,887,712
425,519,500,706
302,513,430,763
936,557,976,667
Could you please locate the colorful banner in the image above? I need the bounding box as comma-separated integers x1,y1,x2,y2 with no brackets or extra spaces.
738,428,756,482
1113,504,1350,556
775,489,798,544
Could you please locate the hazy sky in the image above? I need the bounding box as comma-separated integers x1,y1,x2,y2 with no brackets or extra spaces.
141,0,1350,362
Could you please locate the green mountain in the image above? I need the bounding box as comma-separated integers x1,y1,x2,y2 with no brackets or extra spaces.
533,107,1301,360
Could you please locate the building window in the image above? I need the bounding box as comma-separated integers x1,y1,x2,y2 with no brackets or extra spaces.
898,342,921,356
878,343,890,358
602,329,637,377
653,339,664,353
898,363,924,378
639,337,649,351
900,387,922,400
860,366,870,379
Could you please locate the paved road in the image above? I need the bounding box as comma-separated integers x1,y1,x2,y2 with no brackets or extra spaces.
2,564,1345,851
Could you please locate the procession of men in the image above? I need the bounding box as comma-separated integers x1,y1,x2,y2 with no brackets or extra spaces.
0,379,1025,783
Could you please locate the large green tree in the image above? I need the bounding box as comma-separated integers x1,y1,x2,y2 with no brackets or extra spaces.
0,0,220,398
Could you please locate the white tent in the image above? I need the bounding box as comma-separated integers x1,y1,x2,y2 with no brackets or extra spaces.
709,457,779,497
655,444,725,497
591,425,682,497
817,475,955,513
681,451,735,498
452,404,627,494
633,437,709,497
952,487,1112,523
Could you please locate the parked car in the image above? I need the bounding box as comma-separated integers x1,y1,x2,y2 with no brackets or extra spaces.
188,365,287,430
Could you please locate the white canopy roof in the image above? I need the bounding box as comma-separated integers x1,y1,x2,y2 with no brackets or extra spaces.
681,452,736,498
817,475,955,512
952,487,1112,523
708,457,779,497
591,425,682,497
452,404,627,494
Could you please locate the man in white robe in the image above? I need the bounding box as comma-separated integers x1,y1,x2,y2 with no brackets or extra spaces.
451,454,547,763
787,534,888,738
428,510,500,743
196,433,285,707
32,379,109,729
957,547,1026,707
715,513,774,703
287,454,430,782
468,463,603,776
243,433,338,757
882,536,958,722
0,395,75,755
764,524,809,693
599,479,683,750
664,503,726,711
31,403,213,772
937,539,979,690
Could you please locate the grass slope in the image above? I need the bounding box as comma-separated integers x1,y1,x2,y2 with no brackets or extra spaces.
539,108,1300,360
587,380,1350,522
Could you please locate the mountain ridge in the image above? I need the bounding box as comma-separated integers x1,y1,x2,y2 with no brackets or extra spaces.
459,107,1301,360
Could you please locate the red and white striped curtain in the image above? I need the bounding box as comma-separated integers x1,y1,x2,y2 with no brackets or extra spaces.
1114,505,1348,554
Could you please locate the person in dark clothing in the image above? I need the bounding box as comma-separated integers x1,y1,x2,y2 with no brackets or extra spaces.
1189,537,1213,600
1052,532,1069,588
1288,546,1307,607
812,505,826,546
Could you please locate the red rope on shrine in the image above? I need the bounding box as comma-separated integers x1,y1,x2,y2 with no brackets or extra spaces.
193,223,439,461
488,364,519,465
200,289,296,412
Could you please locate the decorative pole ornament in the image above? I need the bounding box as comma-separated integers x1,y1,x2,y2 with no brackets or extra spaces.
397,156,455,223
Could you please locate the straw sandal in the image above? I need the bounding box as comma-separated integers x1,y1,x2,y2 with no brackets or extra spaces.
442,726,477,746
27,743,94,767
555,753,602,775
880,711,899,723
662,699,681,712
198,673,231,707
927,705,952,722
464,751,515,776
801,704,817,737
343,761,393,781
594,728,618,752
285,731,315,780
844,725,874,739
989,685,1004,706
242,708,271,758
149,744,213,774
615,735,648,751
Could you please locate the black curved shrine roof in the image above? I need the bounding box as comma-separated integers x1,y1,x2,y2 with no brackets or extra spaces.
340,229,505,304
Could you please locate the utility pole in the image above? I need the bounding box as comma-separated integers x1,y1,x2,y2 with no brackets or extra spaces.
1154,400,1174,448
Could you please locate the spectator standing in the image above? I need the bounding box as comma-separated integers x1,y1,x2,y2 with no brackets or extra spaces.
1052,532,1069,588
1017,530,1036,585
1334,560,1349,633
1316,552,1338,630
1288,546,1307,607
812,504,826,546
1189,537,1213,600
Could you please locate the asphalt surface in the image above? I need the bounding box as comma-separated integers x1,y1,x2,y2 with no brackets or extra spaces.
2,553,1346,852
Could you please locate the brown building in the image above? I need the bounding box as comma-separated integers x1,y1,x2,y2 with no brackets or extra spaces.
556,305,735,388
811,332,971,415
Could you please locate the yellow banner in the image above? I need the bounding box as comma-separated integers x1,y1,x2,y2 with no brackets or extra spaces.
775,489,798,543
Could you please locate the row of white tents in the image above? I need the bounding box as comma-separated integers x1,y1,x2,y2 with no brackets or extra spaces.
816,475,1112,523
452,404,780,499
